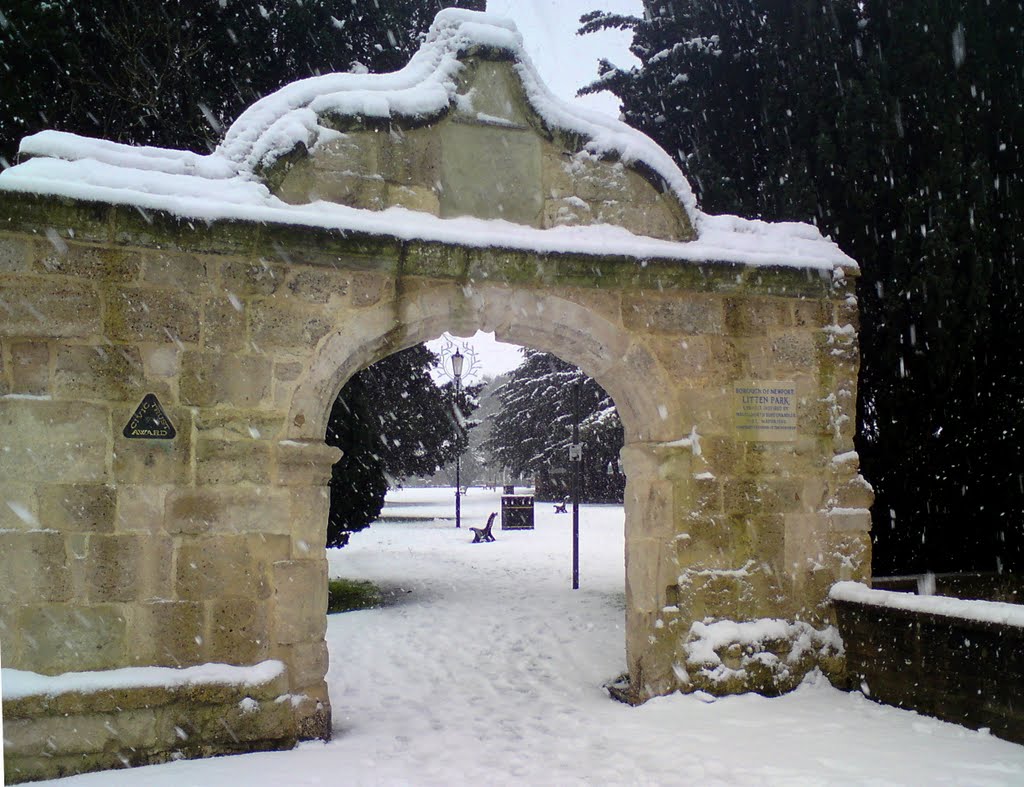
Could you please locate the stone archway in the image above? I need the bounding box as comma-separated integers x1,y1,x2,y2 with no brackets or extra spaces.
0,9,870,783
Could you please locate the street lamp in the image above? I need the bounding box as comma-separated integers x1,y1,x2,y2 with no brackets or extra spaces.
452,349,464,529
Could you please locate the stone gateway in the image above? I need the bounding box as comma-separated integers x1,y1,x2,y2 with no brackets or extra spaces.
0,10,870,783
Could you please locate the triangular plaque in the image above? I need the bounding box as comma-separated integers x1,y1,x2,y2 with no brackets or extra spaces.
123,393,176,439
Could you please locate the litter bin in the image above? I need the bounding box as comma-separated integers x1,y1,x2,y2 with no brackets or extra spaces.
501,495,534,530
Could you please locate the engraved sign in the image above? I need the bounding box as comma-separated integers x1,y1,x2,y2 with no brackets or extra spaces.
734,380,797,442
123,393,176,439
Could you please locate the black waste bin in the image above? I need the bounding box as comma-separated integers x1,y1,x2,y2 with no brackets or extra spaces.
501,495,534,530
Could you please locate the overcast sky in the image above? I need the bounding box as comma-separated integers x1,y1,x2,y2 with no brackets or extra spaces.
429,0,643,380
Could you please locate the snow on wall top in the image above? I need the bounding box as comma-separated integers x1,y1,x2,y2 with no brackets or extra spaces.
831,581,1024,628
1,660,285,701
0,9,856,273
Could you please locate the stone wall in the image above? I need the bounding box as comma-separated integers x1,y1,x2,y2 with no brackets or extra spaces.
833,597,1024,745
0,191,866,776
4,667,294,783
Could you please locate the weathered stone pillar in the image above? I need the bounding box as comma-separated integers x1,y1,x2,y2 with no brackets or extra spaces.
620,439,696,700
269,438,341,739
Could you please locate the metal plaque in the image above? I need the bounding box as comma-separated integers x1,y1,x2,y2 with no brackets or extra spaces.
734,380,797,442
123,393,176,439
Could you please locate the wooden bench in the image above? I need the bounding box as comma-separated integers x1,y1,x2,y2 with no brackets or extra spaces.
470,512,497,543
553,498,568,514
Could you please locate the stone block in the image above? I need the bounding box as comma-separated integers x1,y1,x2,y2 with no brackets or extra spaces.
18,603,127,673
54,344,149,401
196,438,272,485
195,410,285,441
208,597,271,664
202,296,247,352
272,559,328,645
175,536,276,601
141,344,180,377
723,298,780,336
275,440,341,486
380,125,441,187
37,244,140,282
439,121,542,225
141,250,209,289
180,351,272,407
274,640,329,690
386,184,440,214
0,235,34,273
286,268,350,304
0,279,101,338
0,400,109,483
770,330,818,373
131,599,205,666
115,484,169,532
623,294,723,334
794,299,830,328
349,272,392,308
310,131,380,175
85,533,172,603
279,165,387,209
834,473,874,509
249,301,333,353
593,198,681,241
105,286,200,343
0,482,40,531
112,403,193,484
723,477,803,517
164,487,291,536
218,258,285,296
37,484,116,533
9,340,51,395
289,487,329,558
454,59,532,127
0,531,70,604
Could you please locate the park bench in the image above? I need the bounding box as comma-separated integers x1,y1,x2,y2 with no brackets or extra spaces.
553,497,568,514
470,512,497,543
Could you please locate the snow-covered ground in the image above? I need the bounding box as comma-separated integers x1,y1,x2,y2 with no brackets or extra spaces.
40,487,1024,785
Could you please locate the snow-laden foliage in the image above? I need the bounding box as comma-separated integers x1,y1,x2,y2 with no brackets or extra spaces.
483,350,624,503
0,0,484,161
586,0,1024,574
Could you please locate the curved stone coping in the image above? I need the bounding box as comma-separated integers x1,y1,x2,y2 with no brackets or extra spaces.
2,660,286,710
830,581,1024,628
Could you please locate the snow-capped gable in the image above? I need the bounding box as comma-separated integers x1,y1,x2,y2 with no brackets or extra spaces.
235,9,696,241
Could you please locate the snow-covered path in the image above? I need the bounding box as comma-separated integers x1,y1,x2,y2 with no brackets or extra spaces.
42,488,1024,785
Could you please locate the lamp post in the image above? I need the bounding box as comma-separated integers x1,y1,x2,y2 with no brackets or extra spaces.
452,348,464,529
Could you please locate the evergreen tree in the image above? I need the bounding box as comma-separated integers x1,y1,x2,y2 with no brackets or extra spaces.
326,345,481,547
584,0,1024,573
0,0,483,162
483,350,624,503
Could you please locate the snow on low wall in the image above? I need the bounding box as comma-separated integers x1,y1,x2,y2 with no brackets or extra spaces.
831,581,1024,746
2,661,298,784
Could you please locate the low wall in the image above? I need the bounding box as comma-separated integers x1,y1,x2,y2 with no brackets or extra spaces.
2,661,298,784
831,581,1024,745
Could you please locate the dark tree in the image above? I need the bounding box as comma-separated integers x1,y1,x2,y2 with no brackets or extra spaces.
0,0,484,162
483,350,624,503
325,345,481,547
584,0,1024,573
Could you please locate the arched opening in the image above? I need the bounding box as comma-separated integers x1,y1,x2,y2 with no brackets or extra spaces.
316,326,635,741
286,284,685,707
